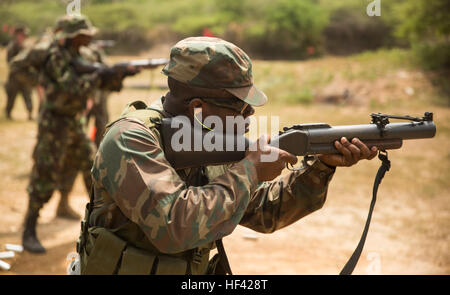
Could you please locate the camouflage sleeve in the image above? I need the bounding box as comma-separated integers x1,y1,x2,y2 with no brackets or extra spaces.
239,158,335,233
92,119,259,254
80,46,122,91
6,42,19,62
44,49,100,96
9,47,33,72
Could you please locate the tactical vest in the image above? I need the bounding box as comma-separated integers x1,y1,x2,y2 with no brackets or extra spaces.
77,101,230,275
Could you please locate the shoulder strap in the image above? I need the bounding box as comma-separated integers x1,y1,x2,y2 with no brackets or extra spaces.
339,151,391,275
215,239,233,275
106,100,165,131
119,100,148,117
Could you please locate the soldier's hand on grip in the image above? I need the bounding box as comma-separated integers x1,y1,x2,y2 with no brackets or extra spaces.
318,137,378,167
245,135,297,182
112,64,141,77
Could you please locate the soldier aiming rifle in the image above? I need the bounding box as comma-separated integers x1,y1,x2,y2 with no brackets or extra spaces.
22,14,142,253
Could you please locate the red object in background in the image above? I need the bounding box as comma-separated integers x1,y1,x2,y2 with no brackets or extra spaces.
307,46,315,55
90,126,97,142
202,27,216,37
9,26,15,35
2,24,8,33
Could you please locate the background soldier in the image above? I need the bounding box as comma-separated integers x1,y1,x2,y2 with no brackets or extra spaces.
4,26,33,120
76,37,378,274
53,43,109,220
8,26,57,115
22,14,138,253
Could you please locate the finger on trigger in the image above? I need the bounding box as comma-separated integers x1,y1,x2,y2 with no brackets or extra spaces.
258,134,269,152
280,150,297,165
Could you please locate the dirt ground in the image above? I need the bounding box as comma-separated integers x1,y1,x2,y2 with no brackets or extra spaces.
0,49,449,275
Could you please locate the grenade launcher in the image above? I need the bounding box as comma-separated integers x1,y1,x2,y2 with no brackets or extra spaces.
160,112,436,170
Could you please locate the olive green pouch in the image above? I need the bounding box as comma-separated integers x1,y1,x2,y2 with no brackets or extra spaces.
154,255,187,274
83,228,127,274
118,247,156,275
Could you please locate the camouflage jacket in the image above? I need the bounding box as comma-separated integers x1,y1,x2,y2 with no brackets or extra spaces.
39,43,101,116
80,43,106,64
89,99,336,255
6,40,24,63
39,43,123,117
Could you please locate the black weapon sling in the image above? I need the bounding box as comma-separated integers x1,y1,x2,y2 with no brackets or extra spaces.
339,151,390,275
216,239,233,275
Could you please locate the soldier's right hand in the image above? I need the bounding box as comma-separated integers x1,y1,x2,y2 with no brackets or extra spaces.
245,135,297,182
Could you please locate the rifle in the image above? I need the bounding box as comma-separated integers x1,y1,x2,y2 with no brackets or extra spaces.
72,58,169,76
91,40,116,48
160,112,436,170
113,58,169,70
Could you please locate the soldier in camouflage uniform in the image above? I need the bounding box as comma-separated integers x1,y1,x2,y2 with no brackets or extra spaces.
53,41,111,221
76,37,377,274
22,15,138,253
9,27,56,114
4,26,33,120
10,18,94,220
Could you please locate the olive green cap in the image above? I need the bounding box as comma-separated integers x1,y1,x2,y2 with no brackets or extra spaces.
162,37,267,107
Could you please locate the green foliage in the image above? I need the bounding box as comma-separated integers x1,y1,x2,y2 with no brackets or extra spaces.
323,6,393,55
236,0,328,59
394,0,450,42
412,42,450,71
0,0,448,64
172,15,221,36
213,0,250,23
284,88,314,104
0,1,63,34
263,0,328,58
394,0,450,71
85,3,145,31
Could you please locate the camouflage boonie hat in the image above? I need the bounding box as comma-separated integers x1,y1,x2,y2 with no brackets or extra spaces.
162,37,267,107
54,14,98,39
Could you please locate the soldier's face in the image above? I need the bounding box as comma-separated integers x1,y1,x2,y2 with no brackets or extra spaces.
16,33,26,44
188,98,254,135
70,34,92,48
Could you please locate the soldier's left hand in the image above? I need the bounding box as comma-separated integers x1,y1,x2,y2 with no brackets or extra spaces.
318,137,378,167
127,65,141,75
